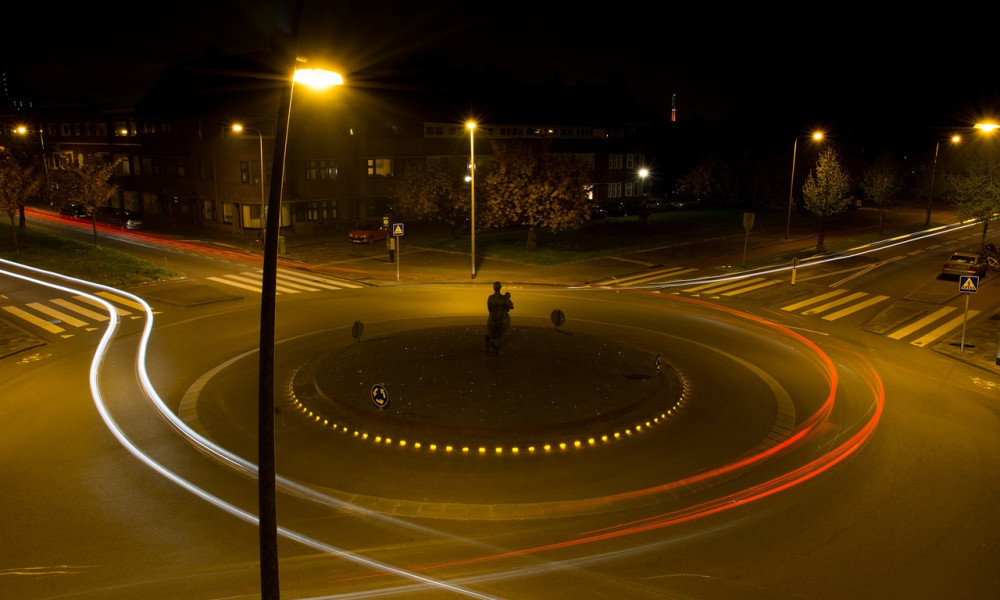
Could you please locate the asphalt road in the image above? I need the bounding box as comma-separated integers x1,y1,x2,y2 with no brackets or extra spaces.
2,207,999,599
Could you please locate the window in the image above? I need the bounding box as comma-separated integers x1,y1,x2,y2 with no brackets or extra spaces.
96,123,107,137
367,158,393,177
625,182,635,197
114,154,131,176
305,159,337,180
608,182,622,198
222,202,234,224
425,125,443,136
203,200,216,220
240,161,250,184
608,154,623,170
60,123,71,136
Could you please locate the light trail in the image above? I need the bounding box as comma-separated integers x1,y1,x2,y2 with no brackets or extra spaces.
0,258,504,600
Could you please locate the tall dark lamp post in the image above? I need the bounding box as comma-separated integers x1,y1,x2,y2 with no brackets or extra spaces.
15,125,49,227
925,134,961,227
786,131,824,240
232,124,267,229
256,5,343,597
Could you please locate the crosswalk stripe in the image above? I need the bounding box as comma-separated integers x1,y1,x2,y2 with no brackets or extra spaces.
910,311,980,347
822,295,889,321
3,306,66,334
96,291,145,311
888,307,958,340
594,266,698,287
74,294,130,316
278,271,363,289
51,298,110,321
28,302,88,327
227,274,301,294
782,289,849,312
685,277,765,294
721,279,780,296
208,276,265,293
802,292,867,315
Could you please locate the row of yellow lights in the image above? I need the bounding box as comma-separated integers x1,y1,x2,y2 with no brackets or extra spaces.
285,372,690,456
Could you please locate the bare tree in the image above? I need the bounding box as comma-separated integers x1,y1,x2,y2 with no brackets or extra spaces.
0,150,41,255
861,152,903,236
51,156,121,246
802,147,853,250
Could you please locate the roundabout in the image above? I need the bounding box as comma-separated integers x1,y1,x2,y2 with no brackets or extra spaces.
181,286,876,519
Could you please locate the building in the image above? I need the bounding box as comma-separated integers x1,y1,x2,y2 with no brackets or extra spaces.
4,51,656,238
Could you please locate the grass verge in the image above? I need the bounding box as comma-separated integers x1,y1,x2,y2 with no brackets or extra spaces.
0,224,180,287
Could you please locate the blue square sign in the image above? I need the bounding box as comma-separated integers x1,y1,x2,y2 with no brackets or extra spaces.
959,275,979,293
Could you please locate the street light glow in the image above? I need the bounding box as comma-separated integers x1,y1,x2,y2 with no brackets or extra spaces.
812,131,824,140
974,122,999,133
293,68,344,89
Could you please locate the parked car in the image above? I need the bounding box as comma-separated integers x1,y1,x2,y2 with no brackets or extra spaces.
348,222,389,244
669,197,701,209
59,203,88,220
940,251,987,279
108,210,144,229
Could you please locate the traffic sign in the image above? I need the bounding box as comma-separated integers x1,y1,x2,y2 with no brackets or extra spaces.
371,383,389,408
392,223,404,236
959,275,979,293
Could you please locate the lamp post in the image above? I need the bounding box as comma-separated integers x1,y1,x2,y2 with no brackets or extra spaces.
638,168,649,199
232,124,267,230
257,51,342,598
15,125,49,225
926,134,961,227
467,121,476,279
973,122,999,244
786,131,824,240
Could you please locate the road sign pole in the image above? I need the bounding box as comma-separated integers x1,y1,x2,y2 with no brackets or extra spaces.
396,236,400,282
960,293,969,353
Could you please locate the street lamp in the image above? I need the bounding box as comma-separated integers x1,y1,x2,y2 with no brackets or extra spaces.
786,131,824,240
231,124,267,230
467,121,476,279
257,60,342,600
926,134,961,226
638,168,649,199
15,125,50,224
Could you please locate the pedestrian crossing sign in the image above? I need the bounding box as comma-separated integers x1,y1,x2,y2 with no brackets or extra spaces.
959,275,979,293
393,223,404,236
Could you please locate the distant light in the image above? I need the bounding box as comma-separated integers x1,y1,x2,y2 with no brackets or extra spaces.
639,168,649,178
15,125,27,134
951,135,962,143
812,131,824,140
466,121,476,130
974,122,999,133
293,68,344,89
232,124,244,133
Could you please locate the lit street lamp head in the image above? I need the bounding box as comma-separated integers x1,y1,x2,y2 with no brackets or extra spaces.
293,68,344,89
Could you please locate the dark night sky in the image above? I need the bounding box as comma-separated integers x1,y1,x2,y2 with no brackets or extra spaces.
5,1,999,145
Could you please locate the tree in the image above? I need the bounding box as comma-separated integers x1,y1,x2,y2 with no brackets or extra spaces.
51,155,121,246
387,156,470,236
0,149,41,255
802,147,853,250
945,158,1000,244
860,152,903,236
481,140,590,249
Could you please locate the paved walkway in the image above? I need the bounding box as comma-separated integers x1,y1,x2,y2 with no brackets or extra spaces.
2,205,998,372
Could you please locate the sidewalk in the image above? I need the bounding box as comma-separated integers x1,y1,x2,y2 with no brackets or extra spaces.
2,204,998,372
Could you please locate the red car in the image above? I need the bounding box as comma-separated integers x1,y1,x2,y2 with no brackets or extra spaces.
348,222,388,244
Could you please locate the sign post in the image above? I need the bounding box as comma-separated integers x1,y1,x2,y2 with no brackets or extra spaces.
742,212,755,266
392,223,404,282
958,275,979,353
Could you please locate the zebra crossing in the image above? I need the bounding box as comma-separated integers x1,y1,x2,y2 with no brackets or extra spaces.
593,266,981,348
2,269,362,338
206,269,363,295
2,291,150,338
